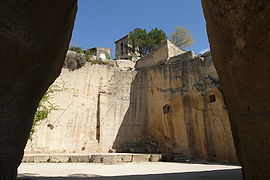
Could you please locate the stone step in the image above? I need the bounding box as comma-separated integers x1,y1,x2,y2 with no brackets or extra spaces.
161,154,190,163
22,153,162,164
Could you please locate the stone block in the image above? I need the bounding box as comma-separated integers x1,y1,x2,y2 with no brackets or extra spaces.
22,155,34,163
89,155,103,163
150,154,162,162
131,154,149,162
33,155,50,163
119,155,133,162
115,60,135,71
49,155,70,163
70,155,90,163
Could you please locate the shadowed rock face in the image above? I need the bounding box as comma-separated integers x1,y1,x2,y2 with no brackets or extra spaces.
0,0,77,179
202,0,270,179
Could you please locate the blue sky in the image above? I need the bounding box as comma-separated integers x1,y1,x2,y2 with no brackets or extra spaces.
71,0,209,57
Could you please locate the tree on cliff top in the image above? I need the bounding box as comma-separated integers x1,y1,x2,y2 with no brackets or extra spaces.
69,46,84,54
169,26,193,50
129,28,167,56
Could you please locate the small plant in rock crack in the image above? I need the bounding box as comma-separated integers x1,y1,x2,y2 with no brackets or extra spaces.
29,83,64,140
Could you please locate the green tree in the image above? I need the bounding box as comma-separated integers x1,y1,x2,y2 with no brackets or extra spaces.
64,51,86,71
169,26,193,50
84,49,92,61
69,46,84,54
105,52,111,60
129,28,148,56
148,28,167,48
129,28,167,56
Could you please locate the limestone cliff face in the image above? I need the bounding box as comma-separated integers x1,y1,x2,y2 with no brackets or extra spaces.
25,63,138,153
27,43,237,163
113,49,237,162
114,41,237,162
138,52,237,162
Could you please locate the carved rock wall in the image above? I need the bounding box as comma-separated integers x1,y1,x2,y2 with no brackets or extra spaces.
132,52,237,162
27,51,237,163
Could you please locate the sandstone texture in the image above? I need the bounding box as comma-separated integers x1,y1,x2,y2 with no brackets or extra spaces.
202,0,270,179
0,1,77,179
27,41,237,163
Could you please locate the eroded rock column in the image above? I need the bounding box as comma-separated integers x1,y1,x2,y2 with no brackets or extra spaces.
202,1,270,179
0,1,77,179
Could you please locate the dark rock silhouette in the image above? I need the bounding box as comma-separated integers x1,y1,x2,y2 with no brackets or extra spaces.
0,1,77,179
202,0,270,179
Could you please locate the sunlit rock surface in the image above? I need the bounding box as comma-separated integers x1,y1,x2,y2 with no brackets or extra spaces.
27,42,237,163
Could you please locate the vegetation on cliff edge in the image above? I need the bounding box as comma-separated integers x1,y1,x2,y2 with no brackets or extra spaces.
30,84,64,140
129,28,167,56
169,26,193,50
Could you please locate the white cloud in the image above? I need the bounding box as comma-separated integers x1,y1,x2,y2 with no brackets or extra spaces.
199,48,210,54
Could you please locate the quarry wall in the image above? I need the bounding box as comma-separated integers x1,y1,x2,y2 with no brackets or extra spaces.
26,45,237,162
138,52,237,162
25,63,140,153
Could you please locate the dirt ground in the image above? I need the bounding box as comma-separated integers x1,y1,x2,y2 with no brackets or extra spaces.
18,162,242,180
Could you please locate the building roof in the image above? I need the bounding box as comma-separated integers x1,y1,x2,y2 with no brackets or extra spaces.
114,35,129,43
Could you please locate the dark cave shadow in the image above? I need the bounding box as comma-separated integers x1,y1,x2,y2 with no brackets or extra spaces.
18,169,242,180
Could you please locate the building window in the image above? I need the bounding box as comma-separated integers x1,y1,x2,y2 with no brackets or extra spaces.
163,104,172,114
209,94,216,103
120,43,124,56
125,44,129,54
